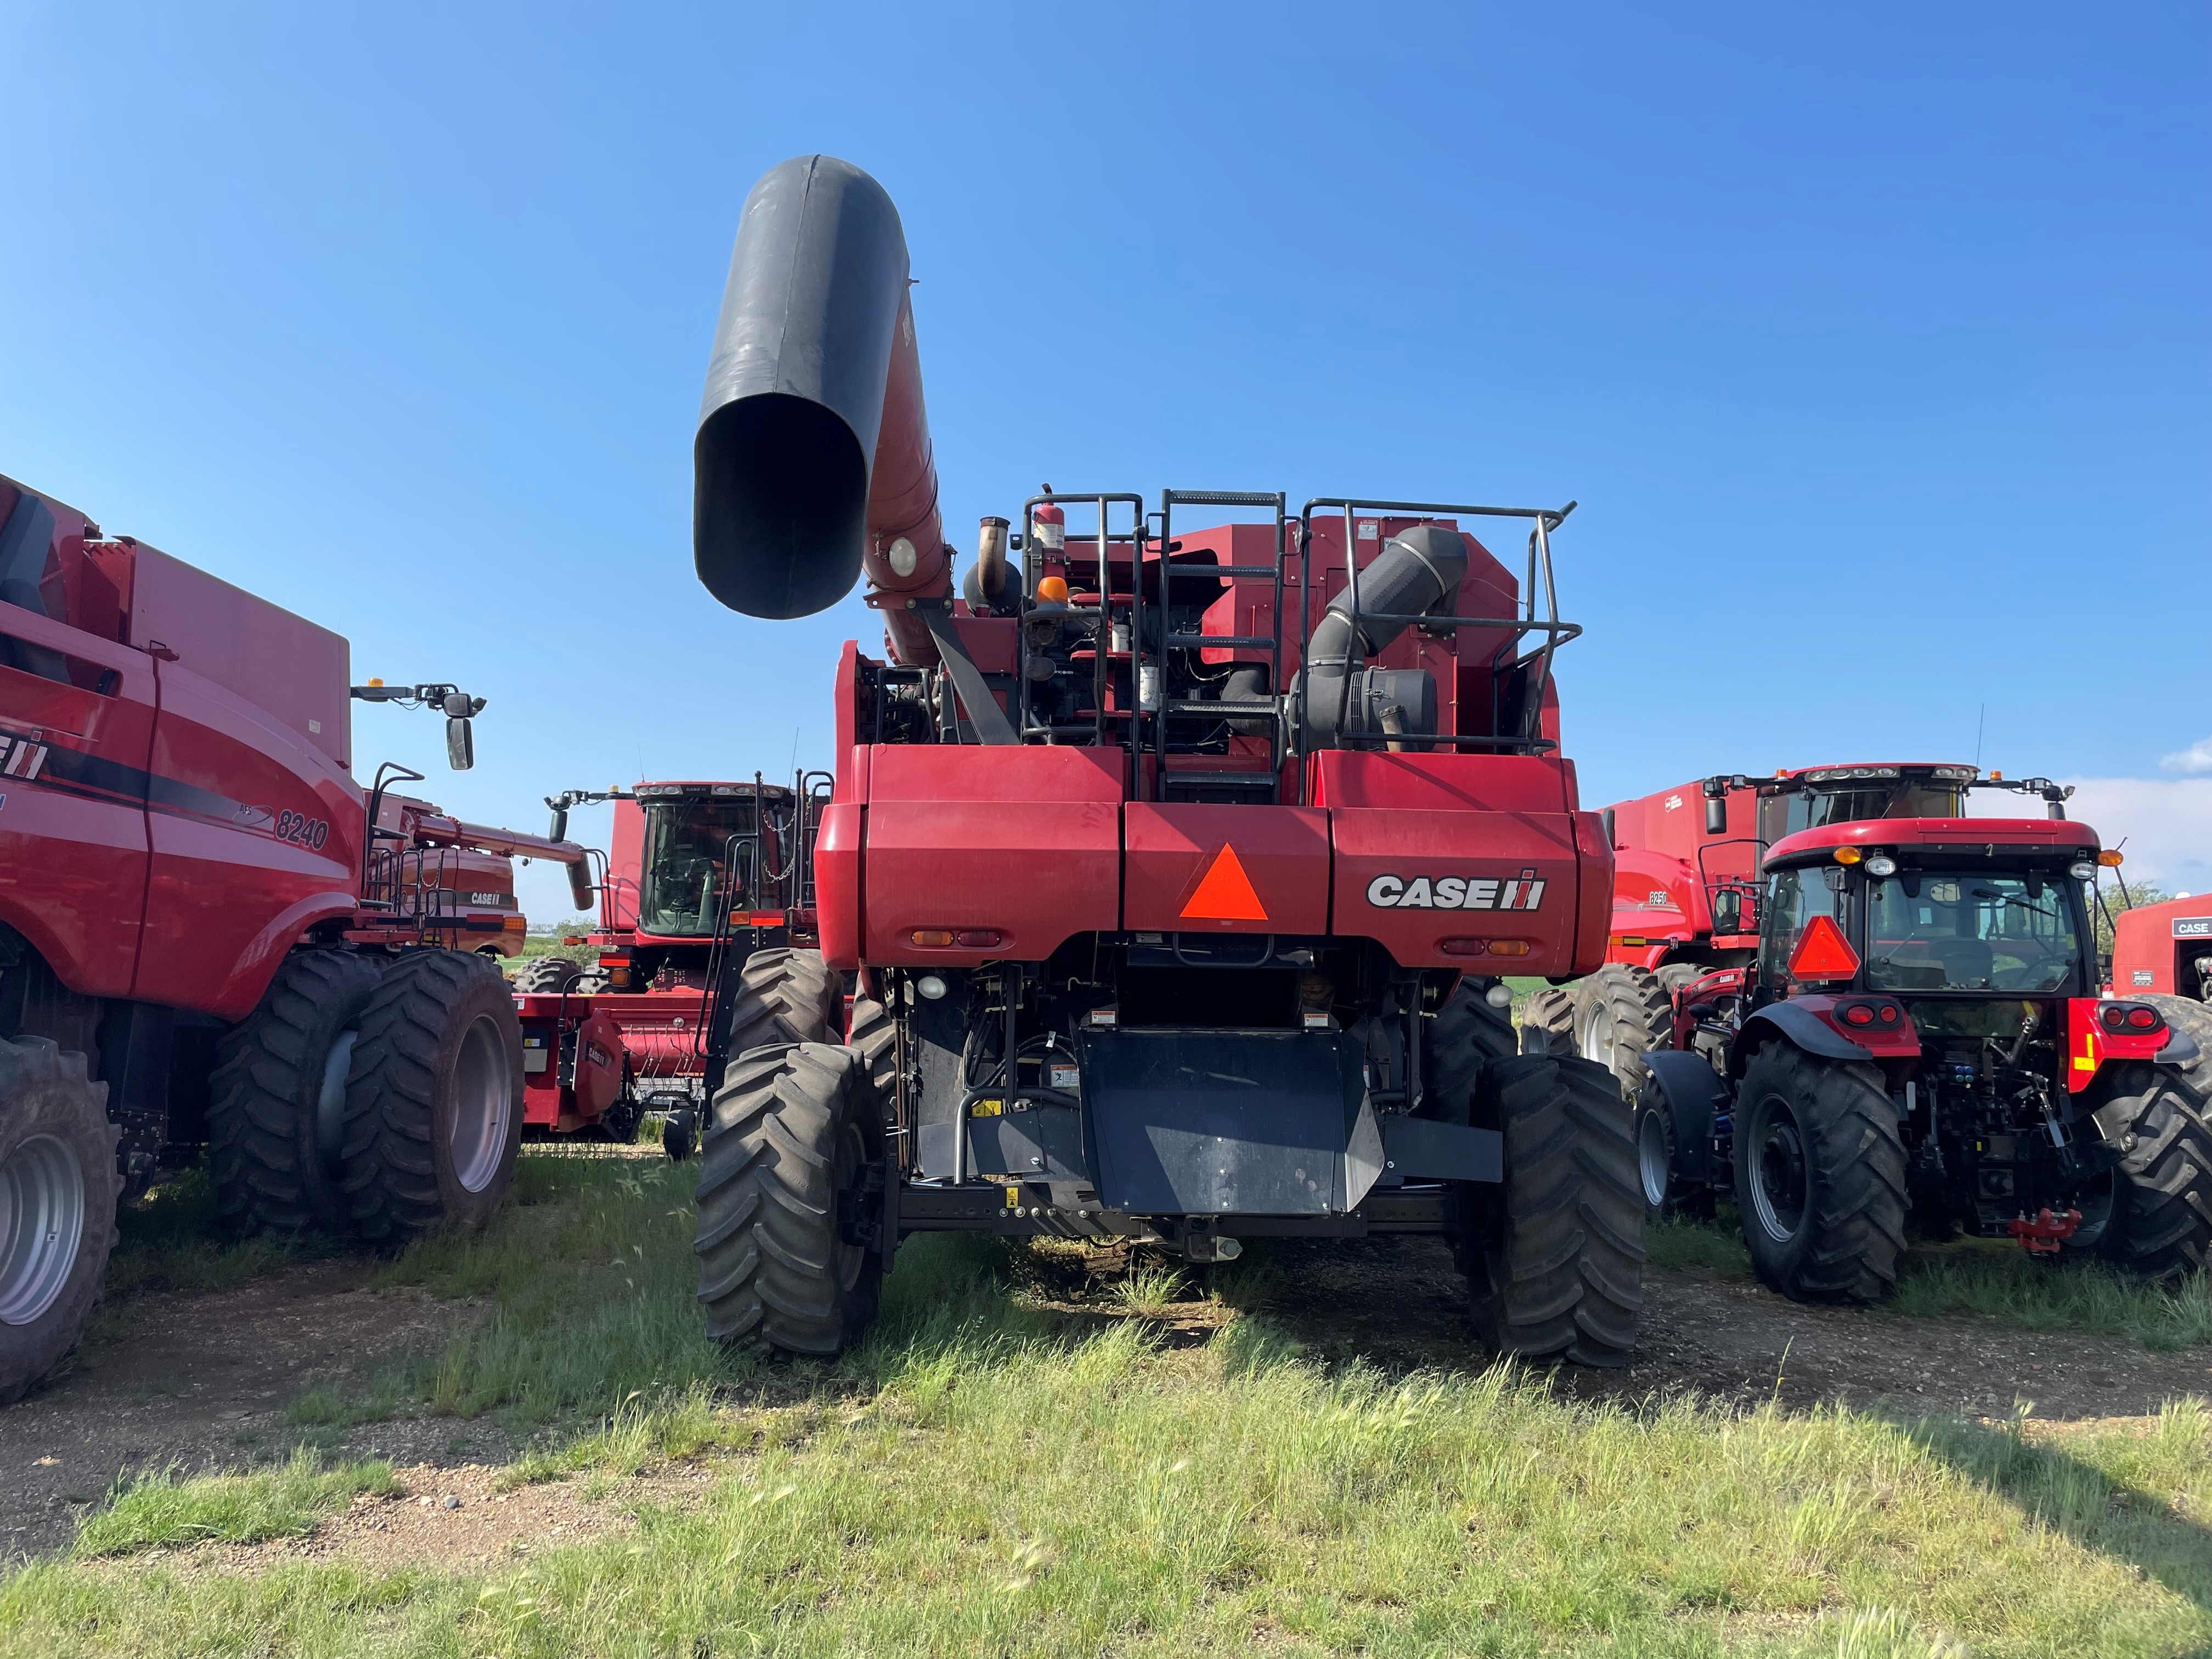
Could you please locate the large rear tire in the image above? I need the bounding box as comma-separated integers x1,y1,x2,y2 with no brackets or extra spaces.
2090,1064,2212,1279
1572,965,1672,1092
2142,997,2212,1094
718,948,840,1058
1733,1043,1906,1302
207,950,386,1237
341,951,526,1244
694,1042,885,1357
512,955,584,995
1464,1053,1644,1367
0,1039,118,1405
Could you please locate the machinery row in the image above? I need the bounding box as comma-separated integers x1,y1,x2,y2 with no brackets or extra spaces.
3,154,2205,1405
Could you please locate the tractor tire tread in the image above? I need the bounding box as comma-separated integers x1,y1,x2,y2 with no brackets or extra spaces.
1736,1044,1907,1304
0,1037,119,1405
2095,1063,2212,1278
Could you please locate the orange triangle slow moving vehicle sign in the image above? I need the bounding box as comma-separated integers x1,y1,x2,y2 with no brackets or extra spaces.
1181,844,1269,922
1787,913,1860,981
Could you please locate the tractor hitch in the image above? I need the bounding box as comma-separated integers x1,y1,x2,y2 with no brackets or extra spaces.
2007,1207,2082,1255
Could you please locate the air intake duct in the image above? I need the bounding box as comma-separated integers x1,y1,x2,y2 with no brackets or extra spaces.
1300,524,1465,746
693,156,946,662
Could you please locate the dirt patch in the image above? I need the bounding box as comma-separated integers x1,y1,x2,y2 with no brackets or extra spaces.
1252,1237,2212,1419
0,1264,493,1559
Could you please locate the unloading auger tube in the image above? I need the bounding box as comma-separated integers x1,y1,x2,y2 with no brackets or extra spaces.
693,154,948,665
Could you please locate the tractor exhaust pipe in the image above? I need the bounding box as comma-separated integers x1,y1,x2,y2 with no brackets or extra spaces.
693,155,947,662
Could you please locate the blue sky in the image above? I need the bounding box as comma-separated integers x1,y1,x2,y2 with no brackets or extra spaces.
5,2,2205,915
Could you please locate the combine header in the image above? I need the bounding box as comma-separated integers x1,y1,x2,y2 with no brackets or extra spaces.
680,156,1643,1365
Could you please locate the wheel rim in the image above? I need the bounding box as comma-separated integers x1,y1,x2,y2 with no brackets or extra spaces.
315,1029,358,1176
1748,1096,1809,1243
1638,1107,1672,1208
449,1014,514,1194
0,1135,87,1327
833,1119,868,1294
1580,1005,1615,1070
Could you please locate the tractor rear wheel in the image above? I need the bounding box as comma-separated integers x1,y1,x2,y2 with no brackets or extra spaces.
1422,982,1519,1124
1463,1053,1643,1367
341,950,526,1244
719,948,840,1059
568,969,614,995
1518,985,1576,1056
512,955,584,995
2143,997,2212,1094
1733,1043,1906,1302
2090,1064,2212,1279
207,949,386,1236
1572,965,1672,1092
0,1039,119,1404
694,1041,885,1357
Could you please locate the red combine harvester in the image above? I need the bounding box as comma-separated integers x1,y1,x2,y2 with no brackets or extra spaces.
1527,763,2073,1090
2108,887,2212,1089
677,156,1643,1367
512,776,825,1147
0,471,594,1401
1629,810,2210,1299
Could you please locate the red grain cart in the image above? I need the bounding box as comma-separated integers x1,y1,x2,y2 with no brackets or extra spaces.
0,472,593,1401
674,156,1643,1367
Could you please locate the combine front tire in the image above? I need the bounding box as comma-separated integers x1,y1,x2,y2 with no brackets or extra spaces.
1572,965,1673,1092
207,950,386,1236
719,949,840,1057
512,955,584,995
2092,1064,2212,1279
694,1042,885,1357
1518,985,1576,1056
0,1039,118,1404
1464,1054,1644,1367
1422,983,1519,1122
341,951,525,1244
1733,1043,1906,1302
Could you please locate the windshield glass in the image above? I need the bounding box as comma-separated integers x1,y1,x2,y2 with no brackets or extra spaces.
1864,872,2081,992
637,800,759,936
1758,865,1846,986
1758,782,1966,848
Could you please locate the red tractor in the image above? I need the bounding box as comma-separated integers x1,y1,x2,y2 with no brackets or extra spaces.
1629,810,2211,1299
0,472,594,1401
674,156,1643,1367
1526,763,2073,1090
2107,887,2212,1092
512,776,825,1149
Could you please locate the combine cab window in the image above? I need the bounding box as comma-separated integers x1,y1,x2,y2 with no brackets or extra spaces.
1865,872,2080,993
1758,866,1846,985
637,800,760,936
1757,782,1966,848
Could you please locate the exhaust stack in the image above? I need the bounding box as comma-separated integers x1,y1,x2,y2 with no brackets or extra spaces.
694,155,947,662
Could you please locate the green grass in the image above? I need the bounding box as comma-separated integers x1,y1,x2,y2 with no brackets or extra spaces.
101,1165,332,1301
72,1448,396,1558
10,1155,2212,1655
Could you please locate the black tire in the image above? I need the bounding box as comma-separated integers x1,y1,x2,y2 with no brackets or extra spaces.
1629,1082,1688,1224
1733,1043,1906,1302
1518,985,1576,1056
719,948,840,1058
1572,965,1672,1092
0,1038,119,1405
1654,963,1707,995
512,955,584,995
1422,982,1517,1123
662,1108,698,1163
847,995,898,1102
568,969,614,995
1463,1054,1644,1367
695,1041,885,1357
341,950,526,1244
2143,996,2212,1094
2090,1063,2212,1279
207,950,387,1237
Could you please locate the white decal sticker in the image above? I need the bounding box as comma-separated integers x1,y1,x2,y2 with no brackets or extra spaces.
1663,793,1683,811
1365,869,1546,911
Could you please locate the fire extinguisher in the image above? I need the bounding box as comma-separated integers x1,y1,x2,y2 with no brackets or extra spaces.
1030,490,1065,556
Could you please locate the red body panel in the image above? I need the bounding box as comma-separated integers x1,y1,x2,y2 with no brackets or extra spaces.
2108,893,2212,996
518,998,630,1131
1308,752,1593,974
2064,997,2173,1093
603,798,644,932
1123,802,1329,935
1765,816,2096,866
862,746,1122,965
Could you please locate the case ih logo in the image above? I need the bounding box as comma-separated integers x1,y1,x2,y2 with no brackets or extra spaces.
0,735,50,780
2176,918,2212,939
1365,868,1547,911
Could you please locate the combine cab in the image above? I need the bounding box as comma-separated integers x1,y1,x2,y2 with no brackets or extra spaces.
1632,812,2212,1296
515,776,825,1146
675,156,1644,1367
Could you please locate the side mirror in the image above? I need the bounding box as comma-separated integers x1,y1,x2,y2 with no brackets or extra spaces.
446,716,475,770
1709,887,1742,933
1704,794,1728,836
1687,1001,1719,1022
1601,806,1616,849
